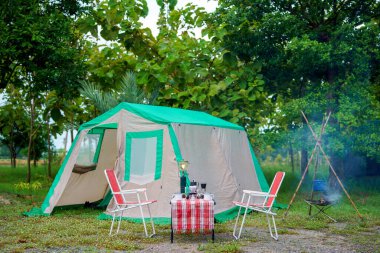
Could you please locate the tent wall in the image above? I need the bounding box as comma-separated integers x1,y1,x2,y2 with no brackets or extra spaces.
105,110,180,218
41,113,120,214
41,130,87,213
173,124,262,214
57,129,117,206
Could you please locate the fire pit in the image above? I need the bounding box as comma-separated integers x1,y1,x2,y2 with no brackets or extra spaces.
305,198,332,206
304,198,337,222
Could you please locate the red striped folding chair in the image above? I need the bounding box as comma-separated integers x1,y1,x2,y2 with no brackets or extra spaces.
233,171,285,240
104,169,157,237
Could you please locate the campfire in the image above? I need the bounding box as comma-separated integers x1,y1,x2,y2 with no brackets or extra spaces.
305,197,331,206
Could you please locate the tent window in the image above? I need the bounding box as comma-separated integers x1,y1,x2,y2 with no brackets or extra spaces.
125,129,163,184
73,131,104,174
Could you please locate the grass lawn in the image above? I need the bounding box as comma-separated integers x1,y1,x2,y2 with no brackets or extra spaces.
0,163,379,252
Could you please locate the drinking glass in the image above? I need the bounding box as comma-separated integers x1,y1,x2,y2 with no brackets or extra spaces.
201,183,206,194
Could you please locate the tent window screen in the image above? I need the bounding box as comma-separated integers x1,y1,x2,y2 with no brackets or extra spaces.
74,131,104,174
125,129,163,185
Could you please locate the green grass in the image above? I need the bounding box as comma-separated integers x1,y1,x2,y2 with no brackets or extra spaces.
1,163,380,252
197,241,242,253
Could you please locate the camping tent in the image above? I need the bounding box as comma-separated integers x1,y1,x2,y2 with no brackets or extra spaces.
27,102,270,223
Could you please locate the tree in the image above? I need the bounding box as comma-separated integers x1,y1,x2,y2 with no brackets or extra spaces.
211,0,380,177
0,0,90,92
78,0,271,129
79,71,148,114
0,86,29,167
1,0,90,182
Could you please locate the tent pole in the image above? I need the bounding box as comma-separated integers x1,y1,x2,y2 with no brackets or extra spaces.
283,112,330,219
301,112,363,220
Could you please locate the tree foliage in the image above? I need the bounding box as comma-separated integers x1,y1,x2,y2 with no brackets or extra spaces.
0,0,90,181
79,71,148,114
1,0,379,181
0,0,89,94
78,1,271,128
210,0,380,173
0,86,29,167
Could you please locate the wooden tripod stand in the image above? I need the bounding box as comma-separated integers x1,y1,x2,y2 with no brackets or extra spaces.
283,111,363,220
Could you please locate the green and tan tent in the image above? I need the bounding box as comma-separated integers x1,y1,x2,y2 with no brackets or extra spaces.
27,102,270,223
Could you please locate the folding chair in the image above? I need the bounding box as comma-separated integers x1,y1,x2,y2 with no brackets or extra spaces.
104,169,157,237
233,171,285,240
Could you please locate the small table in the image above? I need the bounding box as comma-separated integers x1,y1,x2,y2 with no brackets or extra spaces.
170,198,215,242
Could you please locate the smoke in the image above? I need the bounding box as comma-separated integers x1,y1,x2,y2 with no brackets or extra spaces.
323,191,342,203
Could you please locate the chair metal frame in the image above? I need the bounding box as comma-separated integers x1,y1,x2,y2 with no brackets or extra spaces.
104,169,156,237
233,171,285,240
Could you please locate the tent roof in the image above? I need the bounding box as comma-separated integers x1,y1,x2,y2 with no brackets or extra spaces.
79,102,244,131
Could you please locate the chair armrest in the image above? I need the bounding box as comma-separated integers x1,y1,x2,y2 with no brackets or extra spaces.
243,190,267,196
116,188,147,194
243,190,276,198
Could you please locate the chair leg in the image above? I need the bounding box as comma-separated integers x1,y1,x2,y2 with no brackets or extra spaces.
266,214,278,240
233,206,249,239
109,212,116,236
232,206,242,239
139,205,148,237
116,210,124,235
146,204,156,237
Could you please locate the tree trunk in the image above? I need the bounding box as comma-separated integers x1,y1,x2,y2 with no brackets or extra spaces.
63,130,68,153
70,114,74,143
323,38,344,185
289,141,295,173
365,157,380,176
27,135,32,183
300,114,309,175
32,141,37,167
328,153,344,190
7,130,17,168
27,99,35,183
47,120,52,178
60,130,68,165
301,148,308,175
9,144,17,168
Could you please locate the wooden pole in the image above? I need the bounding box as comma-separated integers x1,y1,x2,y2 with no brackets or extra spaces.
283,112,331,219
308,149,320,215
301,111,363,220
282,143,317,219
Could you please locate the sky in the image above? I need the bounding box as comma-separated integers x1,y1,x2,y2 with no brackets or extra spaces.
53,0,218,149
142,0,218,37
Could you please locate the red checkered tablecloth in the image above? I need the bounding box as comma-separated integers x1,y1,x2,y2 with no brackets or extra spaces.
171,198,214,234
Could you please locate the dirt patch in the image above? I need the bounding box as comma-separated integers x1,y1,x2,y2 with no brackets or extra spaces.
0,195,11,205
239,228,351,253
132,227,377,253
